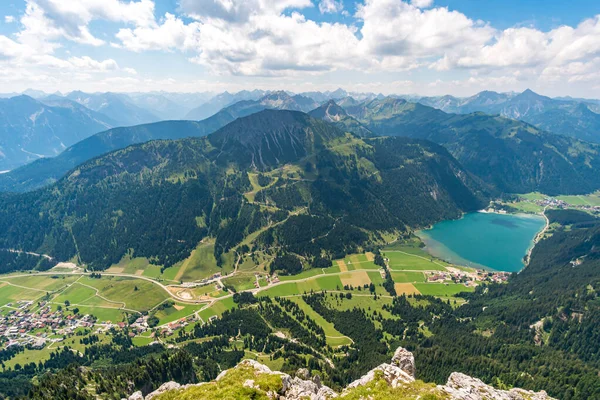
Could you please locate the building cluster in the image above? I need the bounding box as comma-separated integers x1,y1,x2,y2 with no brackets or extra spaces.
427,269,510,286
0,301,95,350
534,196,600,212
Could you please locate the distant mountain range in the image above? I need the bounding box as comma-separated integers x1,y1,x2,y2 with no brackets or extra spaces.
0,95,114,170
184,90,268,120
414,89,600,143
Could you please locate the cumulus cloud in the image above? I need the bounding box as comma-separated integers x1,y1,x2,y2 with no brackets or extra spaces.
3,0,600,96
411,0,433,8
319,0,344,14
179,0,313,23
4,15,15,23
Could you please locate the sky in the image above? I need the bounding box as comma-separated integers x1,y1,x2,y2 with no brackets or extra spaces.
1,0,600,98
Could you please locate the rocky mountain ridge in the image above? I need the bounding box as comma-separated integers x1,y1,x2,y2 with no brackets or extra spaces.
128,347,554,400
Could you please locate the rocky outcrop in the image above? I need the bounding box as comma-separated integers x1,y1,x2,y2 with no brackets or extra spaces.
344,344,416,392
440,372,554,400
133,347,555,400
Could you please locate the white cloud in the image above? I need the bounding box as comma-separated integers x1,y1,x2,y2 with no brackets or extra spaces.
2,0,600,97
179,0,313,23
411,0,433,8
4,15,15,23
115,13,201,52
319,0,344,14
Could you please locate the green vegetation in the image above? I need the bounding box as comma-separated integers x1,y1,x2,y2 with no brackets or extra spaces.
391,271,426,283
413,283,474,296
153,364,283,400
384,250,448,271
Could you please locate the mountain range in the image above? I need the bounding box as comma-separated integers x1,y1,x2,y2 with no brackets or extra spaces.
0,95,115,171
0,110,486,271
415,89,600,144
340,97,600,195
0,91,323,192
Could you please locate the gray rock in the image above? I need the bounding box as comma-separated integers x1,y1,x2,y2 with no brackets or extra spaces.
144,382,180,400
391,346,416,378
127,391,143,400
441,372,555,400
296,368,310,380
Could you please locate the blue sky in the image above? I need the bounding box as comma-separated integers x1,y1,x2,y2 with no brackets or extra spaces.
1,0,600,97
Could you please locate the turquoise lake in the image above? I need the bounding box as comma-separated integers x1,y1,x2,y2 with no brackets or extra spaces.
416,212,546,272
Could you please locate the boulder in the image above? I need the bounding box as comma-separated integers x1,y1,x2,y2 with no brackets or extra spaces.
144,382,180,400
127,391,143,400
441,372,555,400
296,368,310,380
391,346,416,378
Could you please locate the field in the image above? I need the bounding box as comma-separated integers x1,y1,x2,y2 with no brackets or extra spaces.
556,193,600,207
279,265,340,281
340,271,370,287
153,302,206,325
287,297,352,346
390,271,426,283
413,283,475,296
77,276,169,312
222,273,261,291
394,283,421,295
163,241,236,282
197,297,236,322
0,283,44,306
383,249,447,271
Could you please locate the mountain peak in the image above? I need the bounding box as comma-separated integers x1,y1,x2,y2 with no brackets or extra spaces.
208,109,343,169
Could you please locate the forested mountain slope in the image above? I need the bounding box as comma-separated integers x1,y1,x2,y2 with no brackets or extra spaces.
344,97,600,195
0,110,486,272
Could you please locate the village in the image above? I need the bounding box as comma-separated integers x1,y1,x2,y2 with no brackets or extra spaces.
426,268,510,287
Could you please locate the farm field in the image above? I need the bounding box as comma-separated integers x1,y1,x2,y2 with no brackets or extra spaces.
222,273,261,291
1,275,79,292
0,283,44,306
197,297,236,322
556,193,600,207
279,265,340,281
413,283,475,296
391,271,426,283
153,302,206,325
383,249,448,271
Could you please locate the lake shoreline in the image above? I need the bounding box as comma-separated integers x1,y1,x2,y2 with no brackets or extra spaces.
416,211,546,273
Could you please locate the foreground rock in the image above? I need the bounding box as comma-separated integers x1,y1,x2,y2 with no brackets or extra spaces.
137,347,555,400
441,372,553,400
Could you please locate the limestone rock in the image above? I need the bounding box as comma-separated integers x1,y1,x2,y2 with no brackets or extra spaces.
441,372,555,400
391,346,416,378
281,375,337,400
127,391,143,400
296,368,310,380
144,382,180,400
345,346,415,392
345,362,414,392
